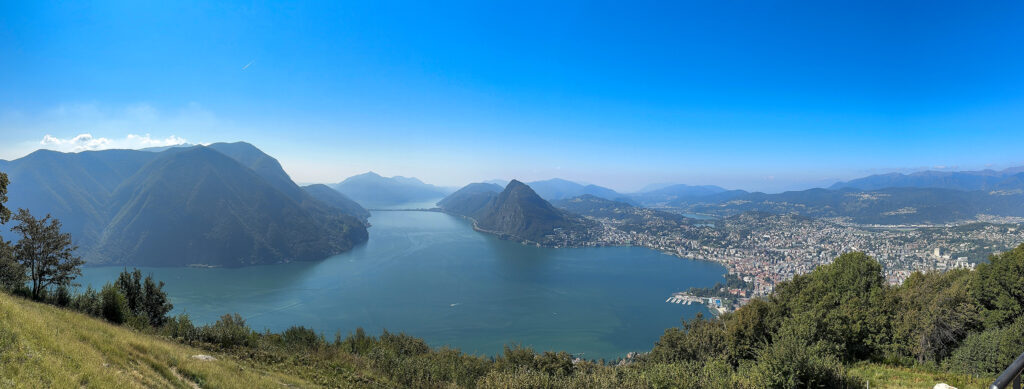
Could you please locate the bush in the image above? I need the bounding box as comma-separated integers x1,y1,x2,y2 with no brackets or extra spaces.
70,286,102,317
944,316,1024,375
162,313,199,344
282,325,322,350
100,283,129,324
745,315,855,388
200,313,254,348
647,313,726,363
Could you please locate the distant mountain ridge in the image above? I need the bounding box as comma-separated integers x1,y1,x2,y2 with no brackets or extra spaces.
0,143,368,267
332,172,451,207
830,166,1024,191
526,178,622,201
438,180,595,246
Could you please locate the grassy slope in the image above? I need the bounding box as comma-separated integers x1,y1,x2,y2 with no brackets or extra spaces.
0,290,997,388
0,292,337,388
849,362,991,389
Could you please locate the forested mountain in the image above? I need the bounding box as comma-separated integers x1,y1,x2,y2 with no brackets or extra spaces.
0,144,368,267
830,167,1024,191
435,182,503,218
472,180,595,245
526,178,621,201
629,183,737,206
332,172,451,207
680,187,1024,224
302,184,370,222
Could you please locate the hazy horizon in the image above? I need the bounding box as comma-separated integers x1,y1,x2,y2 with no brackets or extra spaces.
3,2,1024,193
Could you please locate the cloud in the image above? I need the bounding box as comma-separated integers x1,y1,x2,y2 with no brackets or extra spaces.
39,133,188,152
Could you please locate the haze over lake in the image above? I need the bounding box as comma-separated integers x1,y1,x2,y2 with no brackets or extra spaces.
77,208,726,360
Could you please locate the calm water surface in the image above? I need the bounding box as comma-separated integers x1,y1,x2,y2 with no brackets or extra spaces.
78,210,726,360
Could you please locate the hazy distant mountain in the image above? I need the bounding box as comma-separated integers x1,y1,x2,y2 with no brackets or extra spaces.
683,187,1024,224
332,172,451,207
473,180,594,245
630,184,736,206
830,167,1024,191
139,143,194,152
0,144,368,267
526,178,621,201
436,183,503,218
552,194,693,226
302,184,370,222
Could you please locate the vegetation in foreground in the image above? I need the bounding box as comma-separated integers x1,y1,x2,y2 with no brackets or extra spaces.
0,169,1019,388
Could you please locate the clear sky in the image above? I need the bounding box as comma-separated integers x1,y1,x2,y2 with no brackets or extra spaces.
2,1,1024,192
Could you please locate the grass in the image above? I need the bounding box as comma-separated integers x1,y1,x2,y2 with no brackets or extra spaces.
0,291,329,388
848,362,992,389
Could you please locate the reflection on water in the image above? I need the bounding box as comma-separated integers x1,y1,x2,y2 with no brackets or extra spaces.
78,210,726,359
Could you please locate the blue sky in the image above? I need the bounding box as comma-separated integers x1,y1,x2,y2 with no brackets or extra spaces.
2,1,1024,192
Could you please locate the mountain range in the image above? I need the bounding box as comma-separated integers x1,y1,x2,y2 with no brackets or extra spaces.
437,180,595,245
331,172,452,207
830,167,1024,192
0,143,368,267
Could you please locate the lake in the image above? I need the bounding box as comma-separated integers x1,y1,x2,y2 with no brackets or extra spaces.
77,209,726,360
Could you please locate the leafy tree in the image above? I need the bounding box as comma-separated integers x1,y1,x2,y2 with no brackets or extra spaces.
0,171,10,224
113,268,173,327
0,171,22,291
100,283,129,324
973,244,1024,329
745,315,854,388
648,312,727,363
0,242,25,291
723,298,779,364
892,269,980,363
771,251,894,361
142,274,173,327
115,268,143,313
11,209,84,299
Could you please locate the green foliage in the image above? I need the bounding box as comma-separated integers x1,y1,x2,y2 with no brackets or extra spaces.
100,283,128,324
647,312,726,363
200,313,255,349
0,242,25,291
744,315,856,388
891,269,980,364
10,209,84,300
0,171,9,224
161,313,199,344
771,251,894,361
70,286,102,317
973,244,1024,329
944,315,1024,375
281,325,323,350
112,268,173,327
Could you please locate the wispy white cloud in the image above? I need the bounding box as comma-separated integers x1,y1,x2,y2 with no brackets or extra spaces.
39,133,188,152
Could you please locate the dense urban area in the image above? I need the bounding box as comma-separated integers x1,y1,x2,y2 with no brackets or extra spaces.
557,200,1024,303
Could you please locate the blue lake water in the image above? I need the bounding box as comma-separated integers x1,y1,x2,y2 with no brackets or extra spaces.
78,210,726,360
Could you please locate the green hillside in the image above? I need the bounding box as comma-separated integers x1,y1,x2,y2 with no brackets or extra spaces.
0,291,322,388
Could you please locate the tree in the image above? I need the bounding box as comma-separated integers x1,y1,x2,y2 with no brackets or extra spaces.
0,171,22,291
0,171,10,224
11,209,84,300
115,268,144,313
100,283,129,324
142,274,173,326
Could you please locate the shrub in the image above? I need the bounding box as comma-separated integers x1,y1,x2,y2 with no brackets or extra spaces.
200,313,254,348
100,283,129,324
70,286,102,317
163,313,199,344
745,315,855,388
944,316,1024,375
647,313,727,363
282,325,322,350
